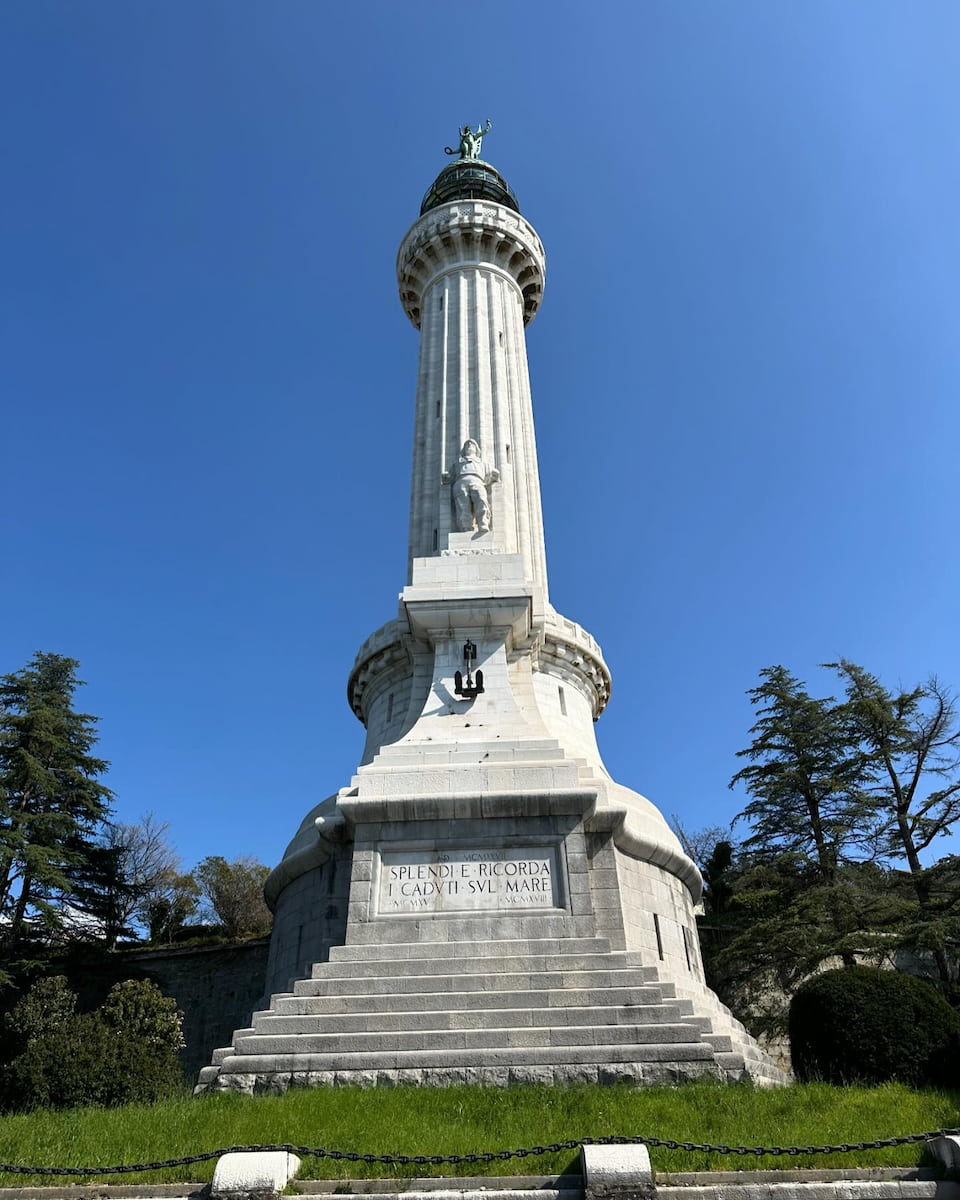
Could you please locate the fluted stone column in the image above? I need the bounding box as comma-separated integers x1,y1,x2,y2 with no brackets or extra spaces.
398,201,548,600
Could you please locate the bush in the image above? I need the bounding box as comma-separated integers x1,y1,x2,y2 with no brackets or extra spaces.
170,922,226,944
789,966,960,1086
2,976,76,1059
100,979,185,1051
1,978,185,1111
6,1012,113,1109
5,1013,184,1110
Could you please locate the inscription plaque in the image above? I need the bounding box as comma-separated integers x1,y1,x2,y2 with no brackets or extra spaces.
378,845,560,915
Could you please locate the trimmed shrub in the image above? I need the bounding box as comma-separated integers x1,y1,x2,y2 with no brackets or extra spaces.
2,976,76,1059
790,966,960,1086
100,979,185,1051
1,978,185,1111
7,1012,117,1109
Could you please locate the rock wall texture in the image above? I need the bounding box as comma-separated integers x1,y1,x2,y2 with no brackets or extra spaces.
121,940,270,1077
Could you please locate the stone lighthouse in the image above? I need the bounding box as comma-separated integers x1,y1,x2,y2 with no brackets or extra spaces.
198,127,786,1091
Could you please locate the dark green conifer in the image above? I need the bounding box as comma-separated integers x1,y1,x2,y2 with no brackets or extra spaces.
0,652,113,959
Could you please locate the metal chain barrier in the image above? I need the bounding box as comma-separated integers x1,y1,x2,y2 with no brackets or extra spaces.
0,1128,958,1178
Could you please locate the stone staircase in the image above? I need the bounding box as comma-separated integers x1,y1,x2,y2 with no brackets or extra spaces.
197,937,787,1092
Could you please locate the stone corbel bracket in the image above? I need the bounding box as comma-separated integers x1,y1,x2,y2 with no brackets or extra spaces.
586,805,703,902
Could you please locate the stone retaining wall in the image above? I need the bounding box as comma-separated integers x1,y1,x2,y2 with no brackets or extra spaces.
39,939,270,1078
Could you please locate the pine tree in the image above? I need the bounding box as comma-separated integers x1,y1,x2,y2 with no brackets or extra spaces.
731,665,874,882
828,660,960,985
720,662,960,1035
726,665,887,1017
0,653,113,957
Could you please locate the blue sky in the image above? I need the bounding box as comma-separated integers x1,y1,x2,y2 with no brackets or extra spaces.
2,1,959,874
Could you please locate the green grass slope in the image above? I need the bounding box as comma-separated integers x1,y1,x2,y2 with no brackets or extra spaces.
0,1083,957,1187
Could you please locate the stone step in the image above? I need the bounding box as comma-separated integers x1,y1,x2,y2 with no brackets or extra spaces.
658,1187,955,1200
217,1039,720,1075
244,1060,724,1087
328,936,613,961
369,739,565,763
701,1033,734,1053
295,1191,580,1200
295,1182,580,1197
375,750,570,767
344,916,601,947
273,984,674,1015
713,1050,748,1074
293,967,661,998
311,952,654,980
235,1020,707,1056
252,1001,693,1035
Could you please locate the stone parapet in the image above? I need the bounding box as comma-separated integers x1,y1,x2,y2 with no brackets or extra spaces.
347,619,409,721
397,200,545,328
541,611,612,718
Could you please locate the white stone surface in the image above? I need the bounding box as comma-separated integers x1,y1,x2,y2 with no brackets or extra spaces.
397,202,549,599
211,1150,300,1194
581,1142,653,1188
657,1185,960,1200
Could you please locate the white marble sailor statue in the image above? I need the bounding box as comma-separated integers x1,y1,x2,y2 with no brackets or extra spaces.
447,438,499,533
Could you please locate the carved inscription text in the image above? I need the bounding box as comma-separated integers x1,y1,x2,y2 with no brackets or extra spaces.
378,846,559,915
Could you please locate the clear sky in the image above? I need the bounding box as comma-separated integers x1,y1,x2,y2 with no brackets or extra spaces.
2,1,959,875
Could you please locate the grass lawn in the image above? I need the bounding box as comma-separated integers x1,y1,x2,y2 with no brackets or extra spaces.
0,1082,957,1187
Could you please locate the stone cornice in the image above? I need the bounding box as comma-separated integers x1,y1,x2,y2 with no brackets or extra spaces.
338,788,597,825
397,201,546,328
586,806,704,902
540,613,613,719
347,619,409,722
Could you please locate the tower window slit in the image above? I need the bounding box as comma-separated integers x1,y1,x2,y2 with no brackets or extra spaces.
386,692,394,724
439,295,443,311
498,331,503,345
505,444,511,463
558,686,567,715
436,400,441,418
653,913,664,960
432,528,438,551
682,926,693,971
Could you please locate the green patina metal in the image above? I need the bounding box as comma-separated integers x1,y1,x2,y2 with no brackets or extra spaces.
420,159,520,216
420,122,520,215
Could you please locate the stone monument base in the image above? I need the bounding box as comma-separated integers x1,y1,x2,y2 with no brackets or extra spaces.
197,794,788,1092
197,934,786,1093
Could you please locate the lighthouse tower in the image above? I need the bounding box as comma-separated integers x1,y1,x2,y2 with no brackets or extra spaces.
198,129,787,1091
